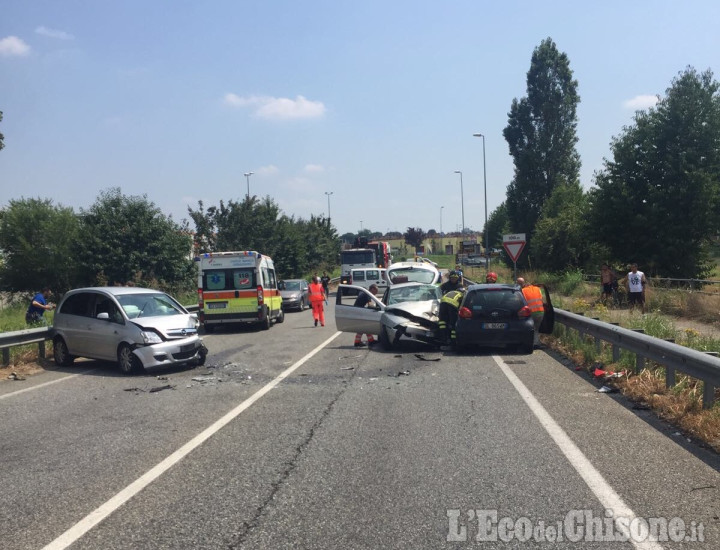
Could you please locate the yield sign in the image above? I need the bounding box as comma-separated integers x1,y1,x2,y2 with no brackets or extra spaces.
503,233,526,263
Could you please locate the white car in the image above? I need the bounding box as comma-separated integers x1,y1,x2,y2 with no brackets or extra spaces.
386,261,441,285
334,283,442,349
52,287,207,374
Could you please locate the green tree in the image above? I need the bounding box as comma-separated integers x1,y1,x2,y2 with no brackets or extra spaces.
590,67,720,277
503,37,581,263
484,202,510,251
186,200,217,253
403,227,425,252
78,188,194,291
0,198,80,293
0,111,5,152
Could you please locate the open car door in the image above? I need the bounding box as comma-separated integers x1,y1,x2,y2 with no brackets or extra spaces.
335,284,384,335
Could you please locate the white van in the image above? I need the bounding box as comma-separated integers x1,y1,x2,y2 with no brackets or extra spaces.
350,267,388,293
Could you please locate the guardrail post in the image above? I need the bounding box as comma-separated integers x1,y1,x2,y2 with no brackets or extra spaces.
666,366,676,388
632,329,645,373
2,348,9,366
610,323,620,362
39,340,46,360
703,382,715,410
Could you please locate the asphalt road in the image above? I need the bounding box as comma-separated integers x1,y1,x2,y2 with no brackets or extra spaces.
1,298,719,549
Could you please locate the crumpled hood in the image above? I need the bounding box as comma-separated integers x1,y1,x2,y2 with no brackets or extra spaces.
385,300,439,327
130,314,199,338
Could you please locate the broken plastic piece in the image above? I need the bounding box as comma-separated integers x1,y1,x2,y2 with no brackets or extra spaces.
597,385,618,393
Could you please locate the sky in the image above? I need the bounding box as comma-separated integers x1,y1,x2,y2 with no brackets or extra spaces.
1,1,719,238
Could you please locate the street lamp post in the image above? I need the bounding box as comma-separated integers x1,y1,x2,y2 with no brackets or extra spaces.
453,170,465,236
243,171,254,199
360,220,363,232
324,191,333,221
440,205,444,255
472,134,489,270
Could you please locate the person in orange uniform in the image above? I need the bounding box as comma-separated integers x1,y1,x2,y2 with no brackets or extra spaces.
309,276,326,327
516,277,544,348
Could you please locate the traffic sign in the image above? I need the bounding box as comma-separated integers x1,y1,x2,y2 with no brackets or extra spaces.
503,233,526,263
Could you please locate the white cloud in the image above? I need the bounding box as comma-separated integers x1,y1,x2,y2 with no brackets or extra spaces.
255,165,279,176
35,26,74,40
623,94,659,110
224,93,326,120
304,164,325,173
0,36,31,57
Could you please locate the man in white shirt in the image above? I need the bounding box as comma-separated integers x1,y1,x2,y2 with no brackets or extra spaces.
626,263,647,313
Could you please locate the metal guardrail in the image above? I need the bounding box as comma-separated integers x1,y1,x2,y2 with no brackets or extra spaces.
555,309,720,408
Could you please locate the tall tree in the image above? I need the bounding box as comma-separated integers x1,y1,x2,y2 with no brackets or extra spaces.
0,111,5,152
590,67,720,278
484,202,510,251
78,188,194,291
503,37,581,263
403,227,425,251
0,198,79,293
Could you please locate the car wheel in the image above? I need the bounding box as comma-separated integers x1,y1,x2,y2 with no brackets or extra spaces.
276,308,285,324
300,298,307,311
196,345,208,366
379,325,395,350
261,308,271,330
520,343,534,354
53,337,74,366
118,344,144,375
203,323,215,334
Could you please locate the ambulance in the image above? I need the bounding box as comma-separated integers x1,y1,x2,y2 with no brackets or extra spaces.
196,251,284,332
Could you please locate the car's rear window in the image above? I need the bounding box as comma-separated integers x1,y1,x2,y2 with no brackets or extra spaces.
464,289,524,311
58,292,93,317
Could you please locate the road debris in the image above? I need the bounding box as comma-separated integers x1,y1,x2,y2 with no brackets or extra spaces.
340,366,354,370
414,354,440,362
149,384,175,393
389,370,411,377
7,372,26,381
191,376,217,383
156,376,169,381
597,385,618,393
123,387,145,392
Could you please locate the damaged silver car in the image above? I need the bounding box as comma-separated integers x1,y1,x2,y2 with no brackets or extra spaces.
334,283,441,349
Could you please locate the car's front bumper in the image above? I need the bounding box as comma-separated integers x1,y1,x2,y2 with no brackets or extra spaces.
133,336,205,368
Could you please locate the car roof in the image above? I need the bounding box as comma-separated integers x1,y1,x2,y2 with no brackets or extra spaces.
281,279,306,282
63,286,165,296
466,283,519,291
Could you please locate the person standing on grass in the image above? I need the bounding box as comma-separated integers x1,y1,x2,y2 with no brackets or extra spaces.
26,287,55,325
626,263,647,313
309,276,326,327
600,263,619,305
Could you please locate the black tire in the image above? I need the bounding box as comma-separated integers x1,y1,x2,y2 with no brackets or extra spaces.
276,308,285,324
196,345,208,366
53,337,74,366
520,343,534,354
203,323,215,334
118,344,144,375
379,325,395,350
300,298,307,311
261,308,271,330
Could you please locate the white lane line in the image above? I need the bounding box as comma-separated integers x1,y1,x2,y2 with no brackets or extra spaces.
494,355,663,550
42,331,343,550
0,370,97,401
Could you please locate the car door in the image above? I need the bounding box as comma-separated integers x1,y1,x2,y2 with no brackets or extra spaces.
334,285,384,334
84,293,126,361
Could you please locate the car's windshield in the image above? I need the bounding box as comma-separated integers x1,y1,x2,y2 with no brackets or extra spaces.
117,293,184,318
385,284,441,306
388,267,437,284
282,281,302,291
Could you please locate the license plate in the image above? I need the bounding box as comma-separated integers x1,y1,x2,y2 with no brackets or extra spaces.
207,302,227,309
482,323,508,329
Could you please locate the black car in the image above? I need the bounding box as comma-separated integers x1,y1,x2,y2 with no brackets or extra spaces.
454,284,535,353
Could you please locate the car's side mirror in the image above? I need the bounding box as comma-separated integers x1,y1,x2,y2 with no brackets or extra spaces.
97,312,110,321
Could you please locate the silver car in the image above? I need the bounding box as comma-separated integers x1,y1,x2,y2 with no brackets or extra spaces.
334,283,441,349
52,287,207,374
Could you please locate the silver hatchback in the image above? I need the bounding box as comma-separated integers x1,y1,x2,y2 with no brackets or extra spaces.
52,287,207,374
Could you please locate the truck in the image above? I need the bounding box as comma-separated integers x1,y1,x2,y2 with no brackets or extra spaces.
340,238,392,286
196,251,284,332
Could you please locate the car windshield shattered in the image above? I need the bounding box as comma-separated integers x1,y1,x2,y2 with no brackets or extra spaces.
385,284,441,306
116,293,184,318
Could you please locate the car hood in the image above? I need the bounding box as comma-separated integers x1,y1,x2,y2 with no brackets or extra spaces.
384,300,439,327
130,315,199,338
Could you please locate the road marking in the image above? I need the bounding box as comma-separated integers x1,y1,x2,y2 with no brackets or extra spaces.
0,370,96,401
42,331,343,550
494,355,663,550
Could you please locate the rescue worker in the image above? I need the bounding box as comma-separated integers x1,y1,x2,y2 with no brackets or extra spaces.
309,276,326,327
353,284,379,347
517,277,544,348
486,272,498,283
440,270,463,294
438,288,465,348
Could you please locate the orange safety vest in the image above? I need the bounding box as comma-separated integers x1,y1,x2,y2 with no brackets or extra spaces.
521,285,544,315
309,282,325,303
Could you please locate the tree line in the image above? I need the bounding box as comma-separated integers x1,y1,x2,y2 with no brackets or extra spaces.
0,188,340,296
